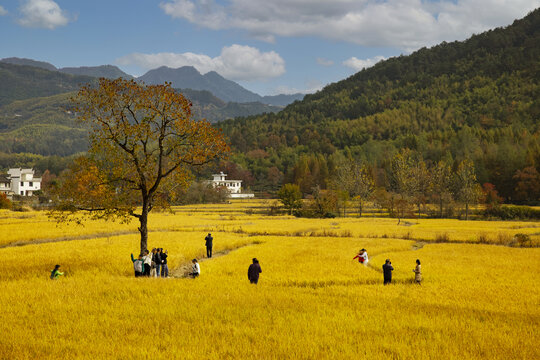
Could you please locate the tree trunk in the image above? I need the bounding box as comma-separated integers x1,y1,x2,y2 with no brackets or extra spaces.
439,197,443,218
465,202,469,221
358,199,363,218
139,205,149,255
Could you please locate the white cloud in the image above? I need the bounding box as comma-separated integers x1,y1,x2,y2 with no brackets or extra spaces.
159,0,540,51
18,0,70,29
316,58,334,66
116,44,285,81
343,55,386,71
0,6,8,16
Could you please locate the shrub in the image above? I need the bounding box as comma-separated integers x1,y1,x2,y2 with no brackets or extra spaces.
435,233,450,242
484,205,540,220
0,193,11,209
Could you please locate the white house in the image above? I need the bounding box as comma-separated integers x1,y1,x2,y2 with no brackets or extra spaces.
208,172,254,198
5,168,41,196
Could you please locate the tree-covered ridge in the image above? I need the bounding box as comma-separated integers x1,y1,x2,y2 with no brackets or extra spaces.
0,62,96,106
218,9,540,202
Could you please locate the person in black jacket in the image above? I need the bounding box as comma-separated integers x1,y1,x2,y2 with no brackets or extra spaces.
382,259,394,285
160,248,169,278
248,258,262,284
205,233,213,258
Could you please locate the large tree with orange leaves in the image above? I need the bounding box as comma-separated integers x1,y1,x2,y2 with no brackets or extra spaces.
50,78,229,254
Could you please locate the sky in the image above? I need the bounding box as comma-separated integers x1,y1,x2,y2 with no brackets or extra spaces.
0,0,538,96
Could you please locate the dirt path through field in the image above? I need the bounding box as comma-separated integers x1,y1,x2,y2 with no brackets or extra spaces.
170,243,259,278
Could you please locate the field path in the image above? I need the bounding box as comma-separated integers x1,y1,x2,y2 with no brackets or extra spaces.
366,241,425,273
170,242,259,278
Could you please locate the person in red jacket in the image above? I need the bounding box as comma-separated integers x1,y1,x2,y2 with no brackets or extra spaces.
353,248,369,265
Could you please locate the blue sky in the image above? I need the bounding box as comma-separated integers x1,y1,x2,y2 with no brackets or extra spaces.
0,0,538,96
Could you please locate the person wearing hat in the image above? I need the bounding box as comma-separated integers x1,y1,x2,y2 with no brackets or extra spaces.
353,249,369,266
205,233,213,258
189,259,200,278
248,258,262,284
382,259,394,285
50,264,64,280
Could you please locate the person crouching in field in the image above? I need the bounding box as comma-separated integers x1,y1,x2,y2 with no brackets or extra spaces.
50,264,63,280
131,253,144,277
353,249,369,266
142,250,152,277
248,258,262,284
382,259,394,285
189,259,200,278
413,259,422,284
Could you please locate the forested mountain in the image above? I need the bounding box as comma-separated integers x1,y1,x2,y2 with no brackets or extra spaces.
219,9,540,201
59,65,133,79
0,88,281,157
1,57,57,71
0,62,95,106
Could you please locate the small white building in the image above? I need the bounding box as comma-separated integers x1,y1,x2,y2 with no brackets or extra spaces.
5,168,41,196
208,172,254,198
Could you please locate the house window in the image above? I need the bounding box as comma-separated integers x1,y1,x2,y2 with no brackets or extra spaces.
20,191,24,195
29,182,33,186
21,182,24,186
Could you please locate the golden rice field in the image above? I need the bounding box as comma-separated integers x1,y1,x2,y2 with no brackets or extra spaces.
1,200,539,359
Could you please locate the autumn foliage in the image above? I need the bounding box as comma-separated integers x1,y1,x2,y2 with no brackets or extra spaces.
50,78,229,253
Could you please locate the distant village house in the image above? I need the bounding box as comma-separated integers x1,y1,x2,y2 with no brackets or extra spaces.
207,172,254,199
0,168,42,197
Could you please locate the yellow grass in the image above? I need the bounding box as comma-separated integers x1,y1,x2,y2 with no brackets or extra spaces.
0,200,539,359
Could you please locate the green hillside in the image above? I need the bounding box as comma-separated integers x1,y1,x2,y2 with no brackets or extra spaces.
0,62,95,106
219,9,540,200
0,88,280,158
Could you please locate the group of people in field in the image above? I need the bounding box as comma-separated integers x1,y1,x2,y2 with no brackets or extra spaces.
51,235,422,286
353,248,422,285
130,247,169,278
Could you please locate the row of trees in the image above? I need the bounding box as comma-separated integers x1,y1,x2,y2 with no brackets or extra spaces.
278,152,498,220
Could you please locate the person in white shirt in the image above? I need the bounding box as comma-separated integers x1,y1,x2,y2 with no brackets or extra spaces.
142,249,152,277
189,259,200,278
353,248,369,266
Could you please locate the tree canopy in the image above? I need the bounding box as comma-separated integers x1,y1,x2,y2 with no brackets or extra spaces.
50,78,229,253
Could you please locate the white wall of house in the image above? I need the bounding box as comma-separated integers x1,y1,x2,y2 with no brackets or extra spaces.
210,172,243,194
0,181,11,195
6,168,41,196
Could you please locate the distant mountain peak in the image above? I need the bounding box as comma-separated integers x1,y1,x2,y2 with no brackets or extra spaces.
59,65,133,80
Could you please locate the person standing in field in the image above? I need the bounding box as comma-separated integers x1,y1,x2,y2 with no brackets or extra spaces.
142,249,152,277
160,248,169,278
248,258,262,284
153,247,162,278
353,248,369,266
131,253,144,277
382,259,394,285
150,248,157,277
189,259,200,278
205,233,213,258
50,264,64,280
413,259,422,284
